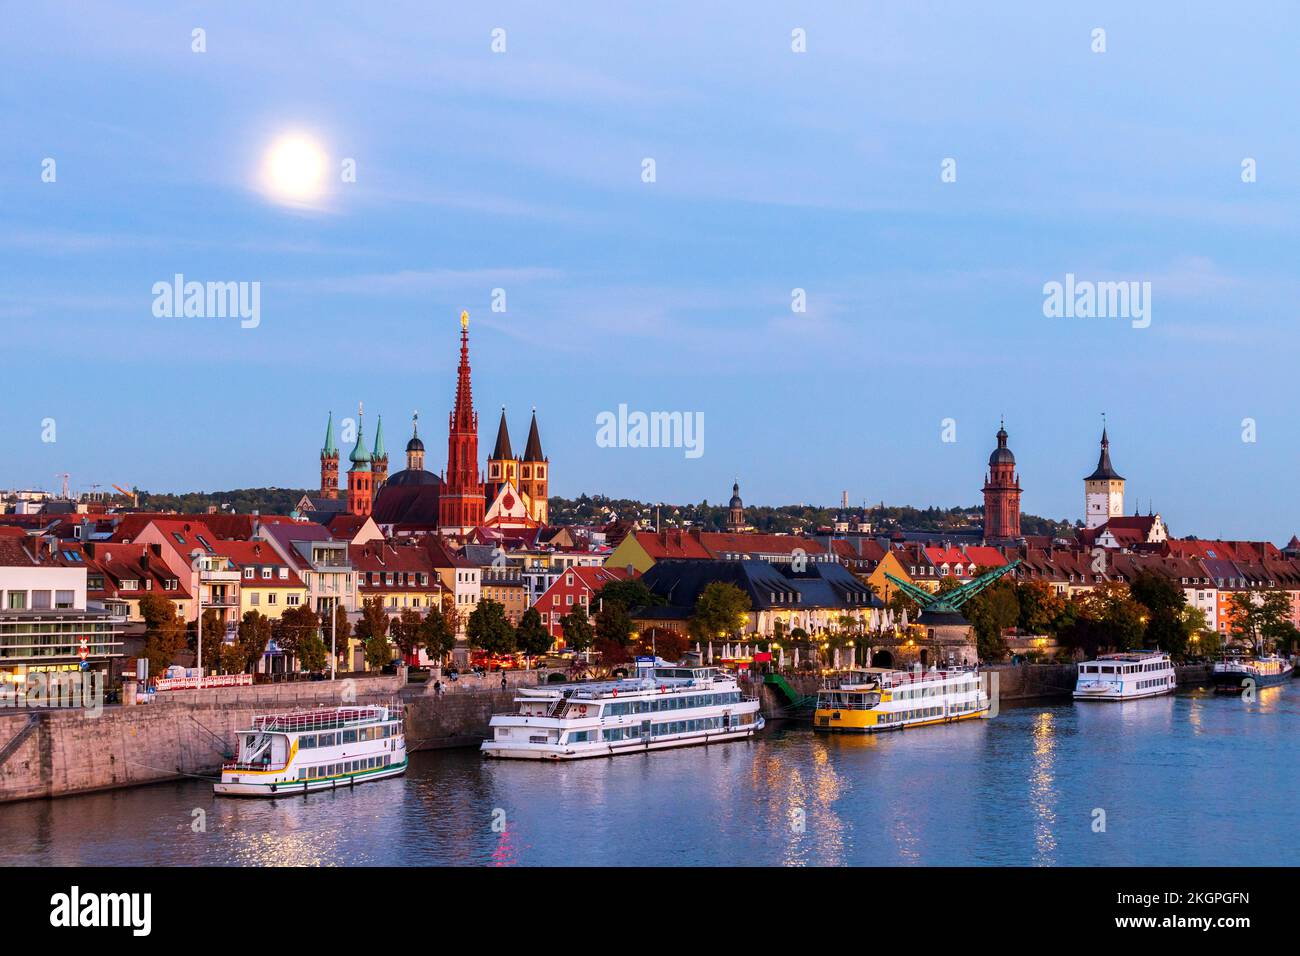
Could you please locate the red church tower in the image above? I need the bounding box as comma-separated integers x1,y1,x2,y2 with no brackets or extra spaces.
982,419,1021,541
320,411,339,499
438,311,485,534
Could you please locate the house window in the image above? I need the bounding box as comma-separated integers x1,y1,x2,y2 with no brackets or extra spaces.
262,567,272,580
244,568,254,579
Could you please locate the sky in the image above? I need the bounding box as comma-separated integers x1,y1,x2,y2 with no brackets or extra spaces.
2,2,1298,540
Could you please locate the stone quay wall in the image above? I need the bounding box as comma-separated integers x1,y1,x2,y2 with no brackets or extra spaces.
0,671,547,804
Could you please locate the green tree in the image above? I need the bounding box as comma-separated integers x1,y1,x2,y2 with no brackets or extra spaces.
235,610,272,674
299,632,328,672
272,604,321,670
328,603,353,670
593,579,658,613
197,607,225,673
1129,571,1188,657
560,607,595,653
390,608,424,661
595,600,634,647
965,580,1019,662
688,582,751,643
139,592,186,680
515,607,552,659
420,603,458,664
1016,579,1064,634
466,599,515,656
354,598,391,670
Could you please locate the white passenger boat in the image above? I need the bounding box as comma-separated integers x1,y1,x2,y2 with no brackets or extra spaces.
1073,651,1175,701
214,704,407,796
814,667,990,733
481,663,764,760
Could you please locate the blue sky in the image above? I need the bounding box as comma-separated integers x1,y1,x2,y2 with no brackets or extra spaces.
2,2,1298,539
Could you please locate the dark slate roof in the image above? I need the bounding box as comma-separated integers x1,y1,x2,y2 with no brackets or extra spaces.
381,468,442,488
988,424,1015,466
523,412,544,461
491,409,513,461
1085,427,1124,480
640,558,882,612
304,496,347,514
371,481,443,525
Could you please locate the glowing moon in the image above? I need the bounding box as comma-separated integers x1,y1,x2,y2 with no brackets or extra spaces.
260,134,329,206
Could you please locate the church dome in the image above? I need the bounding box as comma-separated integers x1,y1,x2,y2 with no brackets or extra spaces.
729,482,743,509
406,434,424,453
989,424,1015,466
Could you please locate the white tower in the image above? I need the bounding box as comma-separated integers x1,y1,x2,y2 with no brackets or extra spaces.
1083,426,1125,529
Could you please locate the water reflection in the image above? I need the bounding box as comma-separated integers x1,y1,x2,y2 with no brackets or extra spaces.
1028,710,1057,866
2,690,1299,867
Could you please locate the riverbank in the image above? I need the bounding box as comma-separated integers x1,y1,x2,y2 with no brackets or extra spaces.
0,671,543,804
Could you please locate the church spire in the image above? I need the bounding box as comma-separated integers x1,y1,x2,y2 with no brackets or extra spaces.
440,311,485,534
322,411,337,456
523,407,545,461
492,407,514,461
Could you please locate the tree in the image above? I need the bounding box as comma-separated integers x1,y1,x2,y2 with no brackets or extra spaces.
235,610,272,674
329,604,353,670
197,608,225,673
466,599,515,656
273,604,321,670
354,598,391,670
965,580,1019,662
1016,580,1064,635
1129,571,1188,657
298,632,329,672
515,607,552,659
139,592,186,680
1061,583,1145,655
420,603,458,664
634,627,687,663
595,600,634,647
1230,590,1295,654
390,608,424,662
593,579,658,613
560,607,595,653
688,582,751,643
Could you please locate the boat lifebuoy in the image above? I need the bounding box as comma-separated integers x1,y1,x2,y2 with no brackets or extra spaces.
578,704,588,716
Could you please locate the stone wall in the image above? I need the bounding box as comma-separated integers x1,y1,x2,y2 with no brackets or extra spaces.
0,673,540,804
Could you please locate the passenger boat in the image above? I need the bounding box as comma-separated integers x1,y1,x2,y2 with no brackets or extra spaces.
481,663,763,760
813,667,990,733
1073,651,1175,701
214,704,407,796
1211,655,1294,694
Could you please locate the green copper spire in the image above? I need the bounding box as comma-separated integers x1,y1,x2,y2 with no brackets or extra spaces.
373,415,386,459
349,402,371,469
322,411,337,456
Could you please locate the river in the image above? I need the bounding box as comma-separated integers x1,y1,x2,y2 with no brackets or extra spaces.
3,686,1297,866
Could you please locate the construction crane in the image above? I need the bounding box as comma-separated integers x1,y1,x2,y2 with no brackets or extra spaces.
54,473,70,499
111,483,139,508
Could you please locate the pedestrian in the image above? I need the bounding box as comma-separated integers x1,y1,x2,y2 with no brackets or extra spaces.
500,673,508,689
433,679,443,696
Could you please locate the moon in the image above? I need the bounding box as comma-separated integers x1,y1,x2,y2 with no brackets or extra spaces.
260,133,329,206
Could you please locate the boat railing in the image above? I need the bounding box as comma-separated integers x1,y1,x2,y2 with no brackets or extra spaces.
251,703,401,734
221,759,288,772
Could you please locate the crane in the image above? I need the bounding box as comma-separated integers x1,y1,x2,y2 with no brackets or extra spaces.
54,473,70,499
111,483,139,508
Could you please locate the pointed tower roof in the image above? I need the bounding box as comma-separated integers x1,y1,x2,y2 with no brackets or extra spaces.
349,403,371,469
988,417,1015,466
523,408,545,461
1084,426,1123,481
492,407,514,460
322,411,337,456
373,415,386,459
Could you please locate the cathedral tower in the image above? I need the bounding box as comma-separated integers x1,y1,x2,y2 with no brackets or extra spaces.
347,402,374,517
320,411,339,500
519,408,548,525
982,420,1022,540
486,407,518,504
438,312,485,534
1084,424,1125,529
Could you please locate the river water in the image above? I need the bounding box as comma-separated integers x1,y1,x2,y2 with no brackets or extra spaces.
3,686,1297,867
